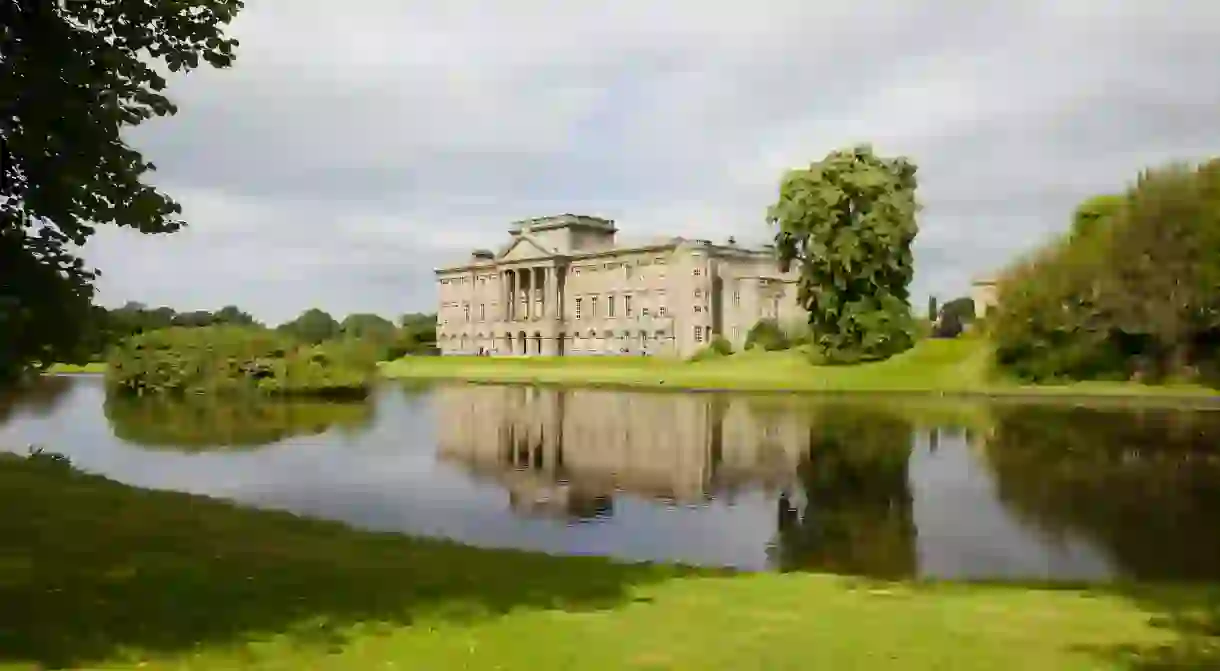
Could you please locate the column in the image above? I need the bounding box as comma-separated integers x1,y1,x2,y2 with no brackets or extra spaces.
517,269,526,321
541,267,550,319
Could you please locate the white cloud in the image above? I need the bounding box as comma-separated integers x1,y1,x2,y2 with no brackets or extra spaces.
85,0,1220,323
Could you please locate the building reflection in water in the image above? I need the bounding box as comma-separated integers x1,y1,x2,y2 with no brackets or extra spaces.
435,385,808,520
435,384,918,576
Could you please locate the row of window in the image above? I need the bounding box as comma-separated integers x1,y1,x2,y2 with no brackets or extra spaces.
573,295,670,320
440,260,719,286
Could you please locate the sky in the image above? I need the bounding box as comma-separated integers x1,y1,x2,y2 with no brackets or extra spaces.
84,1,1220,325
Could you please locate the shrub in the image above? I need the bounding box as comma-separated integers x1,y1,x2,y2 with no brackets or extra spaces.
745,319,791,351
689,336,733,361
104,326,378,398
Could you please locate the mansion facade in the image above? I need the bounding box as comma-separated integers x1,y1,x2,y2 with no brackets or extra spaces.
435,214,804,357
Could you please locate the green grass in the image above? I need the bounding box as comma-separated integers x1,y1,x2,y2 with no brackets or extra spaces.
381,338,1220,399
44,362,107,374
2,453,1218,670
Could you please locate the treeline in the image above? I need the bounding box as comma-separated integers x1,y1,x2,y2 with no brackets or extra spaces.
989,158,1220,384
71,303,437,363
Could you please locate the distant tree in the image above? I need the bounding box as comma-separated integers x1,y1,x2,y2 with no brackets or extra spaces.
341,313,396,341
0,0,244,383
769,145,920,362
278,309,340,344
215,305,259,327
930,296,975,338
400,313,438,344
927,296,938,322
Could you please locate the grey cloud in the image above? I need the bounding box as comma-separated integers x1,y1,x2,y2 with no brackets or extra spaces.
86,1,1220,320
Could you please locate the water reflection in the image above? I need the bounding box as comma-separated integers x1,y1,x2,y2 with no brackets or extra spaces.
2,376,1219,581
104,394,375,450
983,404,1220,581
0,375,73,424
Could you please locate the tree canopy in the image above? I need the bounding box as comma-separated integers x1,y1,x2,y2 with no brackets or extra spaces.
991,158,1220,383
768,145,920,362
0,0,244,382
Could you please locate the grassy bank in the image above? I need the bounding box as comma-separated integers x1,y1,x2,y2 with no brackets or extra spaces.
2,453,1217,670
381,338,1220,399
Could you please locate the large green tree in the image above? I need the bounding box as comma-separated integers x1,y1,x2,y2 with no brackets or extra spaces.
0,0,244,383
768,145,920,362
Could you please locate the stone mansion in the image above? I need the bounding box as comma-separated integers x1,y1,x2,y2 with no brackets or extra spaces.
435,214,805,357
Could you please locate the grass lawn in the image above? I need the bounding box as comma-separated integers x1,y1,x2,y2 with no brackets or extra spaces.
381,338,1220,399
2,453,1217,670
43,362,107,374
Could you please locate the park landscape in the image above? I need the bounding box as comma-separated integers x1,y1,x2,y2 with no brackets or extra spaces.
3,1,1220,670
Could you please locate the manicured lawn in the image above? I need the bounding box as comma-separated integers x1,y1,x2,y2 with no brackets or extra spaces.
2,453,1217,670
44,362,107,374
381,339,1220,399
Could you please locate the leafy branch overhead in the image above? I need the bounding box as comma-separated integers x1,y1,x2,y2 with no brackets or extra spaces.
0,0,244,382
767,145,920,362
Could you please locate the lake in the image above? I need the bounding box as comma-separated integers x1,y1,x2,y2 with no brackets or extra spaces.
3,374,1220,582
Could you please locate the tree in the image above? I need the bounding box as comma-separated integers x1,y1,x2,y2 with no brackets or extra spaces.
340,313,396,341
278,308,340,345
768,145,920,362
0,0,244,383
991,158,1220,383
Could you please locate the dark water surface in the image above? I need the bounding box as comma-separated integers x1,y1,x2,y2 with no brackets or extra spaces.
4,375,1220,582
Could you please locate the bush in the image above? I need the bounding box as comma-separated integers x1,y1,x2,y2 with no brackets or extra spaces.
689,336,733,361
745,319,791,351
104,326,379,398
990,158,1220,384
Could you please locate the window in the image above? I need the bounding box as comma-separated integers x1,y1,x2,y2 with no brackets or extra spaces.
608,296,616,317
694,289,702,299
733,290,740,305
575,297,583,319
693,268,701,276
642,307,650,316
658,306,667,317
591,296,599,317
463,303,470,322
479,303,485,321
694,305,702,313
694,326,703,343
625,295,633,317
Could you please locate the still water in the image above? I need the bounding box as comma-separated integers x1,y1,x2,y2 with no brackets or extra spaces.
3,375,1220,582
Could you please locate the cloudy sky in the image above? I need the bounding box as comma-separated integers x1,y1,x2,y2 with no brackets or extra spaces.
85,1,1220,324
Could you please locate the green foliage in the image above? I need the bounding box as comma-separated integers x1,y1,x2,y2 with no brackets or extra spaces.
0,0,244,384
104,394,374,449
931,297,975,339
768,145,920,363
341,313,397,341
104,326,378,398
1070,193,1124,240
992,158,1220,383
277,308,340,345
689,336,733,361
745,319,791,351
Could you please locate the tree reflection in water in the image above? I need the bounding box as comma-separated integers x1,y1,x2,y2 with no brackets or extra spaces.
0,375,73,424
982,404,1220,581
771,405,916,578
103,393,376,450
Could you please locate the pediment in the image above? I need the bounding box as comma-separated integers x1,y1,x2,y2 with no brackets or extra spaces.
498,234,553,261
